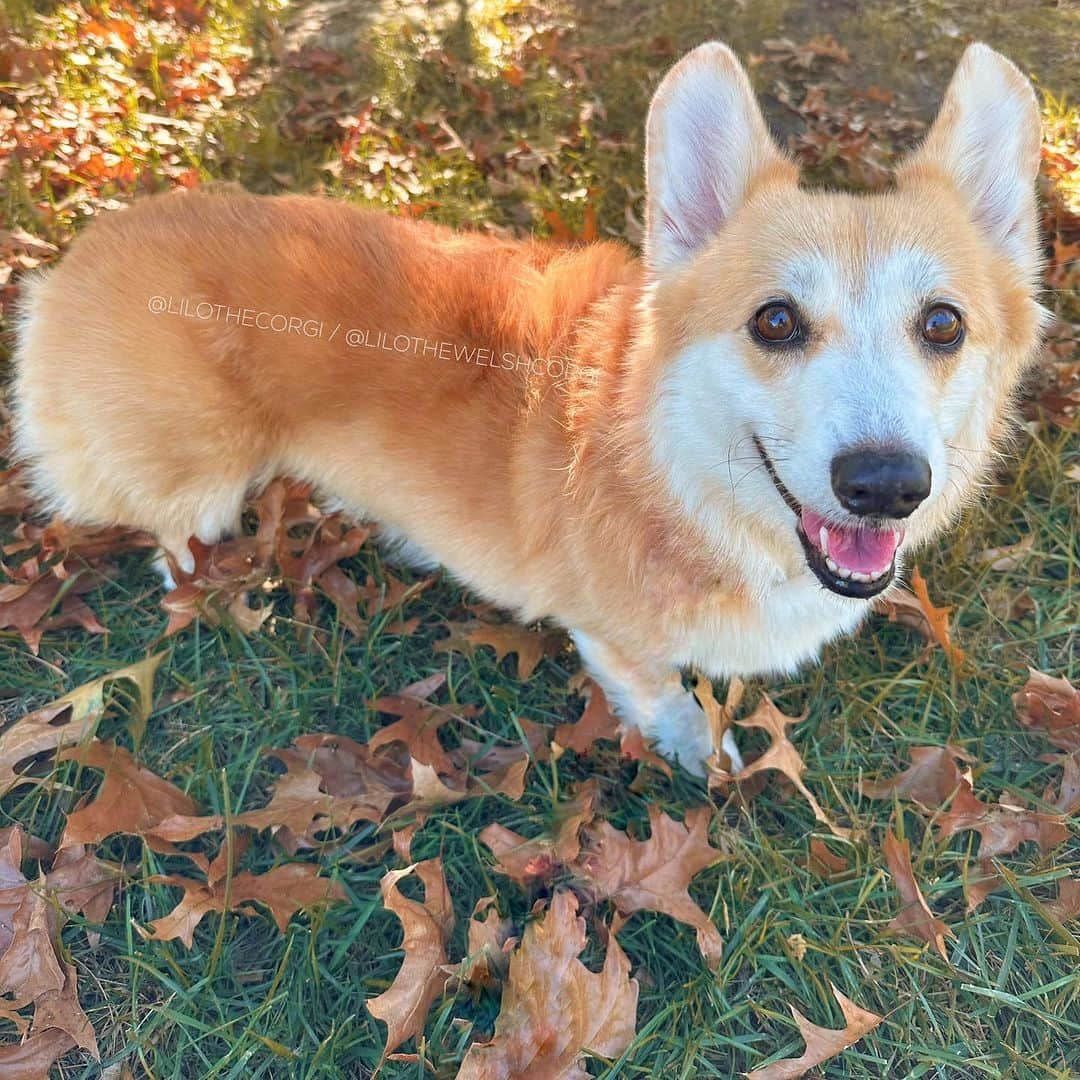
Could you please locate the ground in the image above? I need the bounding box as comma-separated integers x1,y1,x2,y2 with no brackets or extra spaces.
0,0,1078,1078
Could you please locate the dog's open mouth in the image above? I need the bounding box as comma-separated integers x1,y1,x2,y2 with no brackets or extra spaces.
753,436,901,599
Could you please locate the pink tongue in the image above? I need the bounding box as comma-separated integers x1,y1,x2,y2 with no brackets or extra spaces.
801,509,900,574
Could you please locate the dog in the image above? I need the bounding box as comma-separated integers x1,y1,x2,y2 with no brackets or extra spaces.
11,42,1045,773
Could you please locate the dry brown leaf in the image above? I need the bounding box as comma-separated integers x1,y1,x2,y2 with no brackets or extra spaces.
618,726,673,779
405,755,528,813
47,844,123,946
1013,668,1080,751
1047,878,1080,922
368,673,457,773
978,533,1035,571
554,682,620,753
452,895,515,990
874,567,965,666
745,984,883,1079
861,745,973,806
805,838,849,878
367,859,454,1060
0,653,164,797
140,863,346,948
435,620,563,679
573,805,725,970
882,830,953,960
457,890,637,1079
736,696,849,838
695,675,744,774
0,1027,81,1078
480,781,600,884
937,785,1068,859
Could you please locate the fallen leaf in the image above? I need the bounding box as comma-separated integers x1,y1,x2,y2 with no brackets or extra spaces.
695,675,744,774
1047,878,1080,922
453,895,515,990
1013,668,1080,751
805,838,849,878
554,682,620,753
367,859,454,1060
874,568,965,666
435,620,563,679
573,805,725,969
0,654,164,797
368,673,456,773
735,696,849,837
618,726,674,779
937,785,1068,860
882,831,953,960
861,745,973,806
978,533,1035,571
47,845,123,946
141,863,346,948
458,890,637,1079
745,984,883,1079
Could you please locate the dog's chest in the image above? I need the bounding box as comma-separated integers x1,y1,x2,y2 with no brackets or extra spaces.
677,573,869,678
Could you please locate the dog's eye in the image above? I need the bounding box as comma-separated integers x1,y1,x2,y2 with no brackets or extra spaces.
753,302,799,344
922,304,963,348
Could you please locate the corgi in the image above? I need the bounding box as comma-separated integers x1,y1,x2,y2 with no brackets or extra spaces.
11,42,1045,773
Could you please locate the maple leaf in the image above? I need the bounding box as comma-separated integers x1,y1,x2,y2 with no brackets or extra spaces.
0,653,164,797
572,805,725,970
141,863,346,948
745,984,883,1079
453,895,516,990
874,567,965,666
367,859,454,1060
435,620,563,679
735,695,850,838
882,830,954,960
457,890,638,1079
554,682,620,753
1013,668,1080,751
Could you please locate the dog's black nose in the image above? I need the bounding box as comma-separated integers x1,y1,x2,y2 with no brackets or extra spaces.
830,448,931,518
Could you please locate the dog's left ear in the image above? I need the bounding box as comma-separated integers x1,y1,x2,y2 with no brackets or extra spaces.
898,44,1042,279
644,42,795,273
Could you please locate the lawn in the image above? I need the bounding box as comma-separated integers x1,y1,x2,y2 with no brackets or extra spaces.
0,0,1078,1077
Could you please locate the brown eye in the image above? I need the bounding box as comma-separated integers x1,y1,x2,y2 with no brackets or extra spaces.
753,302,799,344
922,304,963,348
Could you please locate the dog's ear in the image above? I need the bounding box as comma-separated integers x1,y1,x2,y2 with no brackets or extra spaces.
898,44,1042,278
644,42,795,273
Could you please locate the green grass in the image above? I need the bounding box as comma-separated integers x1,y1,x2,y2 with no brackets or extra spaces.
1,1,1078,1077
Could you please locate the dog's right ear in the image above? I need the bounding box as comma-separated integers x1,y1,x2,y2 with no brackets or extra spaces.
644,42,795,273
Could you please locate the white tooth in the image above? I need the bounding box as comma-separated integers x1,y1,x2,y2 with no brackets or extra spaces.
819,526,829,556
826,557,840,573
850,571,869,582
837,566,852,579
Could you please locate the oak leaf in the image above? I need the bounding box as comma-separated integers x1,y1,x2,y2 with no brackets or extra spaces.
860,744,974,806
140,863,346,948
1013,668,1080,751
435,620,563,679
882,830,953,959
0,653,164,797
457,890,638,1079
554,683,619,753
367,859,454,1060
745,984,883,1079
874,567,965,666
367,673,457,773
735,696,850,837
572,805,725,970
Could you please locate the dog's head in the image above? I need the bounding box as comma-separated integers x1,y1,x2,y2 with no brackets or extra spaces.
641,42,1046,599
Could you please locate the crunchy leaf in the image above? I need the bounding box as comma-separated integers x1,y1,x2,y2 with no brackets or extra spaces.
861,745,973,806
695,675,744,774
882,831,953,960
554,682,619,753
47,845,123,945
805,838,849,878
573,805,725,970
618,727,673,779
978,533,1035,571
141,863,346,948
458,890,637,1079
1047,878,1080,922
58,741,205,869
435,620,563,679
0,654,164,797
368,673,457,773
735,696,849,838
937,785,1068,859
458,896,515,989
367,859,454,1059
405,756,528,814
1013,668,1080,751
874,568,965,665
745,984,883,1079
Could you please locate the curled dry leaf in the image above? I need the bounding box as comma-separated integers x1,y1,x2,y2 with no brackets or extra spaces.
745,984,883,1080
47,844,123,947
554,682,620,754
457,890,638,1080
805,838,849,878
735,695,850,838
694,675,744,775
451,895,515,990
434,620,563,679
978,533,1035,571
882,830,953,960
861,744,974,806
367,859,454,1060
1013,668,1080,751
1047,878,1080,922
140,862,346,948
573,804,725,970
937,785,1068,860
874,567,965,666
0,653,164,797
367,673,458,773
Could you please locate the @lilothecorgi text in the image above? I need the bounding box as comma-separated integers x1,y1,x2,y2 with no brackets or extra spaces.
146,294,584,381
